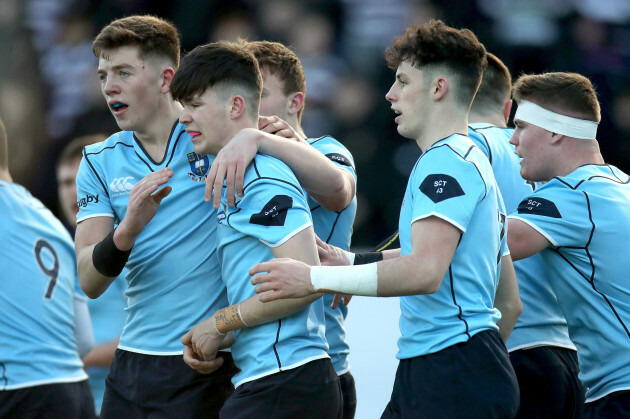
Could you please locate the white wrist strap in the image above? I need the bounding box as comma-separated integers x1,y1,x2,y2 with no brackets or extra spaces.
342,250,356,265
310,263,378,296
515,100,598,140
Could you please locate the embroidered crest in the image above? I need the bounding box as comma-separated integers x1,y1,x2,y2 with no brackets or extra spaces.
187,152,210,181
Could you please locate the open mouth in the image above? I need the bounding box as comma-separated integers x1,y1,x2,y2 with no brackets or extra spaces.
110,102,128,112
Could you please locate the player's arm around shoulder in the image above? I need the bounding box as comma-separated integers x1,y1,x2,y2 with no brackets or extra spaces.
206,127,353,211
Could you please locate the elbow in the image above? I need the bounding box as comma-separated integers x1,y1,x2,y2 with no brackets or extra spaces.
505,296,523,321
318,181,353,212
423,276,442,295
318,192,351,212
80,280,103,299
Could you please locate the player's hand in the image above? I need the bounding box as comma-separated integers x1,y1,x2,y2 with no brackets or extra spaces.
182,345,224,374
258,115,307,144
331,293,353,309
116,168,173,248
181,317,225,363
250,258,315,302
316,236,351,266
205,128,260,209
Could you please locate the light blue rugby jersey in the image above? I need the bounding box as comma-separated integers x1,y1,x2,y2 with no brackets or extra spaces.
76,121,228,354
0,181,88,390
397,134,507,359
86,274,126,413
217,154,328,387
469,123,574,352
509,164,630,402
307,136,357,375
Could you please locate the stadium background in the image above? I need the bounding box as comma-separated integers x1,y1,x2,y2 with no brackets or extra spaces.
1,0,629,417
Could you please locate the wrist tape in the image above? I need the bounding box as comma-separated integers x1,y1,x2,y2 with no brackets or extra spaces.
354,251,384,265
310,263,378,296
92,229,131,277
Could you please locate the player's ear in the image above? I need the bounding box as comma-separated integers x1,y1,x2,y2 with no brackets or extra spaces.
287,92,304,116
161,67,175,94
230,95,246,120
433,77,448,101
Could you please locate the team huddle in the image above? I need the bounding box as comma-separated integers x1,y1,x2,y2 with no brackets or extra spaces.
1,13,629,419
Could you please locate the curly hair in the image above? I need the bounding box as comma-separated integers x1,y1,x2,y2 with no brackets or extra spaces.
385,20,487,108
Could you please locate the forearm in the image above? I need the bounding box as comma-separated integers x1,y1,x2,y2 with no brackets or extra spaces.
494,254,522,342
214,292,322,333
82,339,119,368
257,131,348,202
73,294,94,358
310,253,444,298
77,244,117,299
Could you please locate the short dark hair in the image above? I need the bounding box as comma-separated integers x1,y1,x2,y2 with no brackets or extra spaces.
471,52,511,115
56,134,108,171
512,72,601,122
93,15,180,68
385,20,487,108
242,40,306,121
171,41,263,118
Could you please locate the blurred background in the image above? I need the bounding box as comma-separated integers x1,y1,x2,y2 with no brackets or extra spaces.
1,0,629,246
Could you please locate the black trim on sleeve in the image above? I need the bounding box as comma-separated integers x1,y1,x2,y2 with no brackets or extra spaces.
419,142,488,200
83,147,112,198
469,126,493,164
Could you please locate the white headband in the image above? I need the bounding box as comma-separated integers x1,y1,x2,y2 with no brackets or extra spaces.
514,100,598,140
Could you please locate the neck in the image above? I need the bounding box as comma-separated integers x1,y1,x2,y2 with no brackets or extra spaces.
416,106,469,151
468,111,507,128
287,115,306,138
555,139,605,176
134,99,183,145
0,169,11,182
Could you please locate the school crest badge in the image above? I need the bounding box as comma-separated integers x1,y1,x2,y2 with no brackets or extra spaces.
187,152,209,181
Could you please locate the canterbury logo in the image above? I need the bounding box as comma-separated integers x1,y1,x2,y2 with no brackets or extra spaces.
110,176,135,193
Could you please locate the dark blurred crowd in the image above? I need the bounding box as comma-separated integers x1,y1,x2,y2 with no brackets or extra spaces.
1,0,629,247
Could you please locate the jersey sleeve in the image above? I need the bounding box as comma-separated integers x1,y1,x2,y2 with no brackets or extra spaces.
309,137,357,183
227,178,312,247
467,130,491,161
76,151,115,222
409,148,487,233
508,186,591,248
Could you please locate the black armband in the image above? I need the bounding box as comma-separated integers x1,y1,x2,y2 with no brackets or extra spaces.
92,229,131,277
353,251,384,265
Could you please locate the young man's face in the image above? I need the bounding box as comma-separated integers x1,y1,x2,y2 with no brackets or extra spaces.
179,88,232,155
97,46,166,133
510,118,555,182
259,66,291,121
385,61,430,141
56,157,81,227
